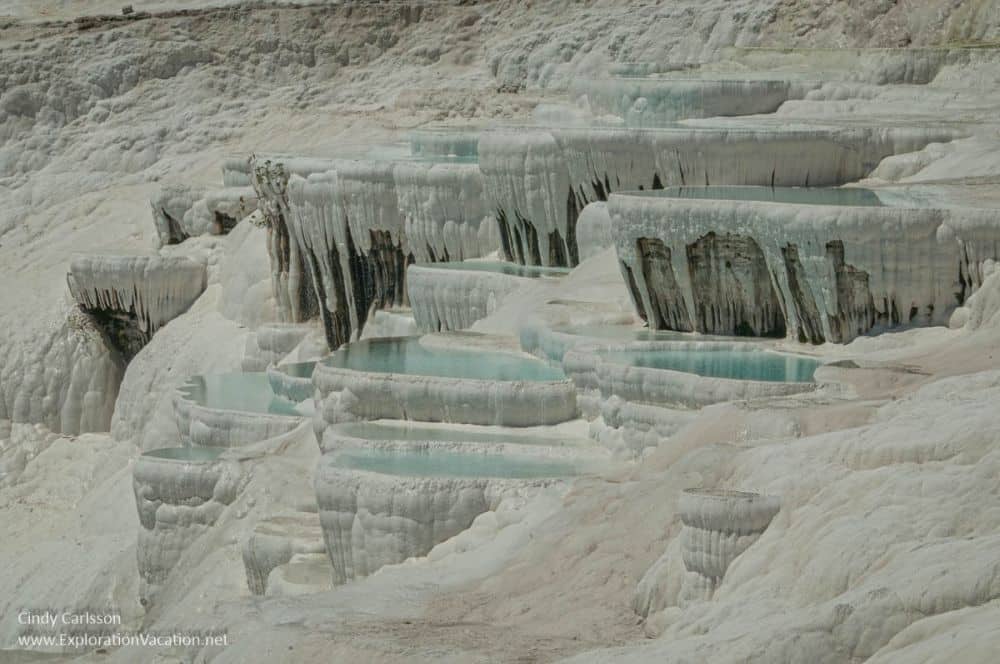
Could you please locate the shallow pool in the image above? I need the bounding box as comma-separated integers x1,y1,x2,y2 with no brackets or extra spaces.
601,348,821,382
321,337,567,382
143,447,225,462
629,186,885,207
178,373,302,416
329,447,585,479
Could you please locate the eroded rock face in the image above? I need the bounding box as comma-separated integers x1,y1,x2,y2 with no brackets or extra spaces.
132,449,243,607
66,255,207,360
611,190,1000,343
685,233,786,338
678,488,780,603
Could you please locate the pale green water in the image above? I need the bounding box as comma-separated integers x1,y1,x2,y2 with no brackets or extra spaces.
274,361,316,379
143,447,225,462
428,261,571,278
332,422,588,446
178,373,302,415
330,447,584,478
627,186,885,207
321,337,566,381
601,348,821,382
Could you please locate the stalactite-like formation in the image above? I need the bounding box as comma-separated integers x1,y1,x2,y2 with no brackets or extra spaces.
611,188,1000,343
66,255,207,360
286,168,412,350
480,125,964,268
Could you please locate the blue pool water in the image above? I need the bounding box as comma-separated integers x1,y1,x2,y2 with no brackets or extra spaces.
427,261,571,278
601,348,821,382
143,447,225,462
626,186,885,207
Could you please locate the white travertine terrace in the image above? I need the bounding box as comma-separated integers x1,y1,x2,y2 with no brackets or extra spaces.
576,202,613,262
609,189,1000,343
150,185,258,247
0,308,124,435
315,461,549,585
286,167,410,350
573,77,822,126
172,376,305,448
393,161,498,263
250,156,339,324
408,128,480,159
312,359,578,430
407,264,533,332
479,125,965,267
314,427,592,585
242,512,327,596
132,447,243,607
66,255,207,360
677,488,780,602
563,343,818,416
241,322,313,372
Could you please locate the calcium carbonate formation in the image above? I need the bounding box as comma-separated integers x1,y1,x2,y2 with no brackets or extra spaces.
242,512,327,596
150,185,257,247
250,156,340,324
479,125,964,268
286,167,411,350
66,255,207,360
678,488,780,602
609,187,1000,343
313,425,593,585
407,264,536,332
393,161,498,263
572,77,821,126
132,447,242,606
0,308,125,435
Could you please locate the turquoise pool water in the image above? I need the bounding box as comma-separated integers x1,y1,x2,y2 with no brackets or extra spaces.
321,337,567,381
627,186,885,207
143,447,225,462
329,447,585,479
601,348,821,382
178,373,302,416
427,261,571,278
332,422,588,447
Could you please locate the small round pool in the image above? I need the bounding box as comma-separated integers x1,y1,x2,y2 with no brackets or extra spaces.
601,348,821,383
320,337,567,382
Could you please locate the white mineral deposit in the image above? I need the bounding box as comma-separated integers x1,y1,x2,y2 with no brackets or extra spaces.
2,1,1000,662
